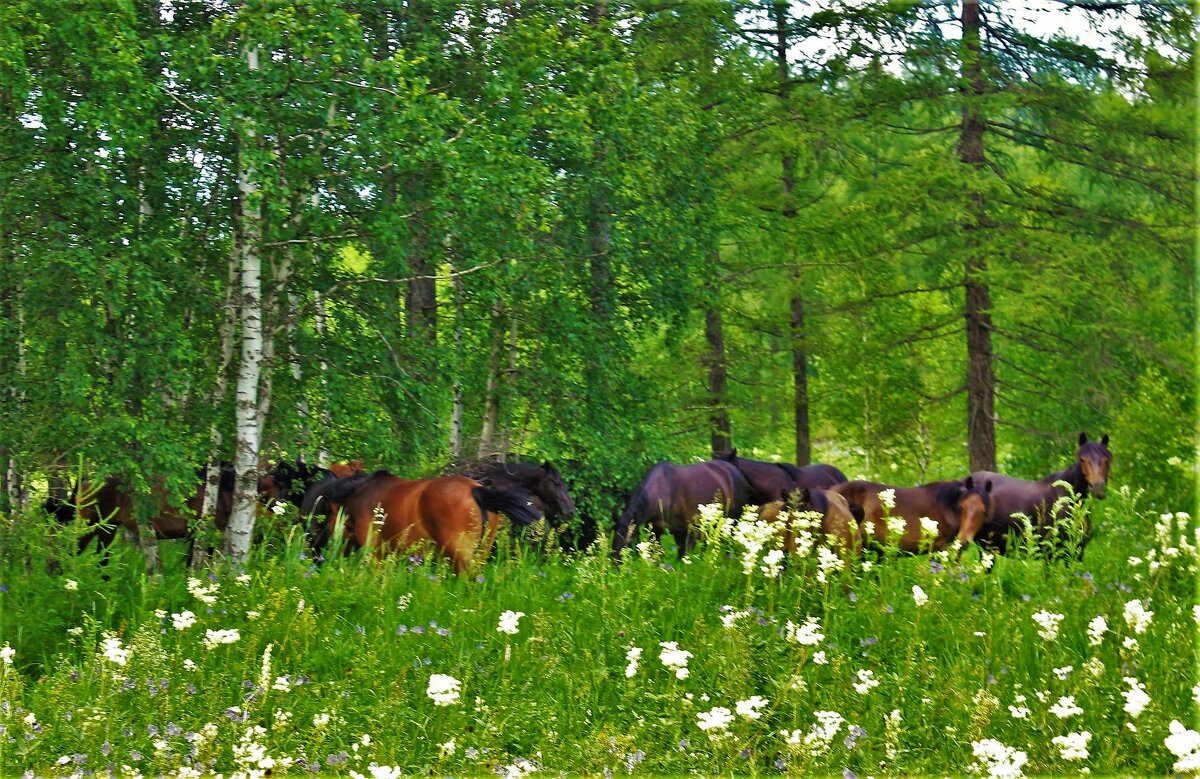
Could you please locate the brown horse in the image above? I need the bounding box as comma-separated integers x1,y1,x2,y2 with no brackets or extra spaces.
759,487,861,563
833,477,993,553
308,470,542,573
43,465,240,567
970,433,1112,559
264,459,366,509
718,449,847,504
613,460,750,557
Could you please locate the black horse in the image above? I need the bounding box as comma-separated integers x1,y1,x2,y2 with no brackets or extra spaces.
613,460,750,557
718,449,848,504
456,460,576,527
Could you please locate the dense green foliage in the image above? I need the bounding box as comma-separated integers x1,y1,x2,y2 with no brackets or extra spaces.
0,489,1196,775
0,1,1192,529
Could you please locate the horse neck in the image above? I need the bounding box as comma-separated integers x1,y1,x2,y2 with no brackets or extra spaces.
1041,461,1088,497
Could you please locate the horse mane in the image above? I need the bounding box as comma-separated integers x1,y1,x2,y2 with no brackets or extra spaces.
318,471,380,506
932,481,965,513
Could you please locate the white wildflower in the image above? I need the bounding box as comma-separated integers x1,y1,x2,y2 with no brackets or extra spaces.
1049,696,1083,719
1086,616,1107,646
99,633,130,666
270,501,286,516
736,696,769,720
1123,599,1153,635
1031,610,1064,641
0,644,14,666
202,628,241,649
624,646,642,678
1053,665,1073,680
852,669,880,695
878,489,896,510
186,577,219,605
969,738,1028,779
658,641,692,679
812,650,828,665
1121,677,1150,719
1052,731,1091,761
497,610,525,635
172,611,197,631
64,579,78,591
426,674,462,706
784,617,824,646
815,545,844,583
912,585,929,607
313,712,330,728
1165,720,1200,772
1083,657,1105,677
439,739,456,757
697,706,734,736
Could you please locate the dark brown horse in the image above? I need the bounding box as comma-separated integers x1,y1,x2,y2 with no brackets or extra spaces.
265,459,366,510
718,449,847,504
833,477,993,553
43,465,239,566
307,470,542,573
970,433,1112,559
456,460,576,527
613,460,750,557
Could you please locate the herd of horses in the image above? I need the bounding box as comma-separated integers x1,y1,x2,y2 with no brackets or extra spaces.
40,433,1113,576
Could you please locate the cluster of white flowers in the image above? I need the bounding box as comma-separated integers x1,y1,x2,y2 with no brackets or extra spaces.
720,608,751,629
427,673,462,706
635,539,660,563
497,610,525,635
0,643,14,666
730,513,781,577
203,628,241,649
233,724,292,774
696,706,734,737
1121,677,1150,719
1051,731,1091,761
658,641,692,680
852,669,880,695
99,633,130,666
878,489,896,510
64,579,78,591
1166,720,1200,772
1031,610,1064,642
171,610,197,631
1086,615,1107,646
624,646,642,678
1123,599,1153,635
969,738,1028,779
1052,665,1072,680
187,577,219,605
1008,693,1030,720
784,616,824,646
735,696,769,720
912,585,929,607
760,548,786,578
350,765,403,779
1083,657,1105,677
790,710,845,756
496,757,539,779
1048,696,1083,719
815,546,844,584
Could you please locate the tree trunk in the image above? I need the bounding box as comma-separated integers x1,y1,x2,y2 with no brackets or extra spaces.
960,0,997,472
315,291,330,468
449,252,464,464
704,282,731,457
225,44,265,563
772,0,811,466
477,303,505,460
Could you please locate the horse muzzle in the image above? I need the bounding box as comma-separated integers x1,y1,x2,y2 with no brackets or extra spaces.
1089,483,1107,500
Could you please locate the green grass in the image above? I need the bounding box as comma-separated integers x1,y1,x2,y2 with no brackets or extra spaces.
0,484,1195,776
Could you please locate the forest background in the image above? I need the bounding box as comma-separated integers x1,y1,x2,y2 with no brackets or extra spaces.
0,0,1194,558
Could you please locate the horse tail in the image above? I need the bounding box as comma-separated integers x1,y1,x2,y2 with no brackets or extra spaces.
472,486,542,527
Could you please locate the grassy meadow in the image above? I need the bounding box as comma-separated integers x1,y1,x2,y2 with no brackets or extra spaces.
0,486,1196,777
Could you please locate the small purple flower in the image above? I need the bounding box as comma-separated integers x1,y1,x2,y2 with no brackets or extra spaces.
130,751,142,762
930,559,945,574
987,673,996,685
207,572,218,583
1022,594,1031,602
355,625,365,635
475,575,486,583
436,627,450,637
72,754,86,765
0,584,7,592
69,671,78,682
101,742,111,758
411,626,426,635
243,680,255,689
739,749,750,760
167,723,181,737
884,604,894,614
187,684,197,694
859,637,878,647
848,590,858,603
775,758,786,770
677,739,689,751
121,728,133,738
397,625,408,636
1117,582,1132,593
844,769,858,779
148,724,159,737
465,748,480,760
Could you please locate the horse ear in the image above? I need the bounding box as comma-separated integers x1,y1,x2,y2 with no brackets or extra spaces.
542,460,554,473
1078,432,1088,445
985,479,993,494
1100,434,1109,447
964,475,975,490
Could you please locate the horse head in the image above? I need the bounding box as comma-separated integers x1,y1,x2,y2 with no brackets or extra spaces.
1076,433,1113,499
535,461,576,527
945,476,994,549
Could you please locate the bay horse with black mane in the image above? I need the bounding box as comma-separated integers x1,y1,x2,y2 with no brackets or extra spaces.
718,449,847,504
43,464,238,568
306,470,542,574
758,487,861,565
833,476,994,554
613,460,750,557
970,433,1112,560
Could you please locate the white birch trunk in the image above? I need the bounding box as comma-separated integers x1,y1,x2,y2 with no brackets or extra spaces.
315,291,330,468
225,44,264,563
449,255,464,464
6,281,28,510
